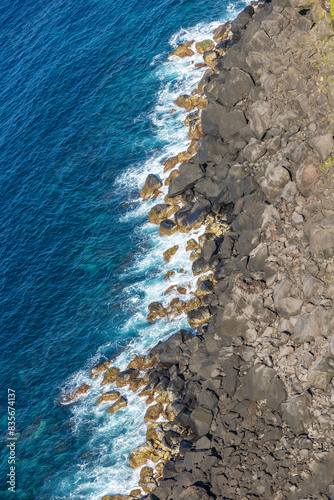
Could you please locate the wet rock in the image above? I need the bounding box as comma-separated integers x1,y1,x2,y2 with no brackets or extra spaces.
168,162,204,198
163,155,179,172
144,403,163,423
147,302,167,323
168,40,195,59
185,297,202,312
163,245,179,262
195,280,213,298
138,476,158,494
129,378,144,392
218,67,254,107
65,383,90,401
116,369,140,388
129,441,155,468
159,219,178,237
281,392,312,434
188,119,203,141
308,216,334,261
107,396,127,415
195,39,215,54
192,257,210,276
203,50,219,68
101,496,132,500
140,174,162,200
91,361,111,378
213,21,232,43
148,204,179,224
307,353,334,389
186,238,199,251
127,354,158,371
187,306,211,327
101,367,120,386
174,95,202,111
98,391,121,404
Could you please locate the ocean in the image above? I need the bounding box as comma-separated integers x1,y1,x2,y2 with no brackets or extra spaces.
0,0,248,497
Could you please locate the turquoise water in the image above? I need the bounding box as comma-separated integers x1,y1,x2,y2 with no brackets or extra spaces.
0,0,248,497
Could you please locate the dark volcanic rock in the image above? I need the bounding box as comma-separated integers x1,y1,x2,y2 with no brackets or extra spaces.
218,67,254,106
168,163,204,198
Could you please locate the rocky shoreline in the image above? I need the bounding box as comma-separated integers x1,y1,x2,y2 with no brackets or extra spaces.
68,0,334,498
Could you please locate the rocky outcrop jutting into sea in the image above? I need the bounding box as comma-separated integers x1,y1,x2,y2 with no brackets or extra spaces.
93,0,334,498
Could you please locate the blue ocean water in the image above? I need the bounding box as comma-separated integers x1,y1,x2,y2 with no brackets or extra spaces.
0,0,248,498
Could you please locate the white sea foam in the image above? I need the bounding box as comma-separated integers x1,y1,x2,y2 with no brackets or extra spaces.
58,4,248,498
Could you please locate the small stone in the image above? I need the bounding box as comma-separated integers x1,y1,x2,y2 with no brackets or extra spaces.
163,245,179,262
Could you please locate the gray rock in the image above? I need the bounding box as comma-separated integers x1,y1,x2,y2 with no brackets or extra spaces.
187,197,212,227
192,257,210,276
309,133,334,162
218,68,254,107
217,235,234,259
293,307,329,344
194,178,225,200
218,110,247,142
240,137,266,162
308,353,334,389
241,363,287,410
280,391,312,435
308,216,334,261
201,102,228,137
243,29,274,55
248,101,272,139
168,162,204,198
189,406,213,436
197,389,219,410
201,240,217,262
276,111,299,131
261,161,291,203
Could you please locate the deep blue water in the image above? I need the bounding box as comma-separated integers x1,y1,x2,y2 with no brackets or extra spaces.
0,0,247,497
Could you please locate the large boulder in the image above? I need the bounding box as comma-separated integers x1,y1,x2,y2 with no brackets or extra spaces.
218,109,247,142
187,306,211,327
307,216,334,261
195,39,215,54
213,21,232,43
101,367,120,386
107,396,127,415
189,406,213,436
148,204,179,224
307,353,334,389
261,161,291,203
90,361,111,378
140,174,162,200
240,363,286,411
65,383,90,402
168,40,195,59
248,101,272,139
281,392,312,435
218,68,254,107
168,162,204,198
296,159,321,196
116,369,140,388
98,391,121,404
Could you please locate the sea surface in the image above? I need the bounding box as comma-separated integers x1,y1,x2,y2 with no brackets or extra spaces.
0,0,249,497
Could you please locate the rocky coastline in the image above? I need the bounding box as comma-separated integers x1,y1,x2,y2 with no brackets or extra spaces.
68,0,334,498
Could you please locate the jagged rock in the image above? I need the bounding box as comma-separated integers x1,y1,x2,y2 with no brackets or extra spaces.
129,441,155,468
174,95,206,111
195,39,215,54
241,363,286,411
281,391,312,434
168,162,204,198
98,391,121,404
147,302,167,322
309,133,334,161
293,307,329,343
129,378,144,391
107,396,127,415
308,216,334,261
148,204,179,224
144,403,163,423
163,245,179,262
296,159,321,195
192,257,210,276
185,297,202,312
261,161,291,203
127,354,158,371
189,406,213,436
90,361,111,378
213,21,232,43
195,280,213,298
140,174,162,200
168,40,195,59
163,155,179,172
65,383,90,401
248,101,272,139
102,496,132,500
101,367,120,386
116,369,140,388
218,67,254,106
159,219,178,236
203,50,219,68
240,137,266,162
218,109,247,141
308,353,334,389
187,306,211,327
